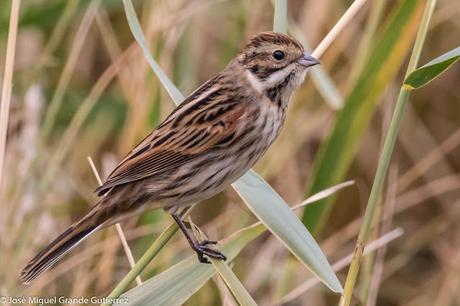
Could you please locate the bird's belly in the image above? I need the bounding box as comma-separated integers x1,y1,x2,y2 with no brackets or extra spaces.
156,149,259,207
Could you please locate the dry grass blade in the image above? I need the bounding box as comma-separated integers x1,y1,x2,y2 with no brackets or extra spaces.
292,181,355,210
398,128,460,191
311,0,369,59
0,0,21,196
289,23,344,109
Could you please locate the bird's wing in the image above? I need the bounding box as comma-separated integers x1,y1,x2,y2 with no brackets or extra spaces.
95,82,245,196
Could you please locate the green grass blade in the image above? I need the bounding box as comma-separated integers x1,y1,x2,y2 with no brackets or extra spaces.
302,0,424,233
233,170,342,293
404,46,460,89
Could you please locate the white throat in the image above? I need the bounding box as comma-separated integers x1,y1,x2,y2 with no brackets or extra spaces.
245,70,264,94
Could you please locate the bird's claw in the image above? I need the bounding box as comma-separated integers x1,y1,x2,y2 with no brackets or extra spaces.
193,240,227,264
201,239,217,246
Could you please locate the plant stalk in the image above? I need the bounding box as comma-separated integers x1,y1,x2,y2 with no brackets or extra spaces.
274,0,287,34
0,0,21,198
338,0,437,305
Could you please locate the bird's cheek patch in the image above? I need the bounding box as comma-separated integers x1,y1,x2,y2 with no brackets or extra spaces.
245,70,264,93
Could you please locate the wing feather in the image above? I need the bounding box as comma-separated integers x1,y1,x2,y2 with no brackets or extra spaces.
95,79,245,196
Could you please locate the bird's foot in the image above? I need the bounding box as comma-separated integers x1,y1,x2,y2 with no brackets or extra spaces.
192,240,227,264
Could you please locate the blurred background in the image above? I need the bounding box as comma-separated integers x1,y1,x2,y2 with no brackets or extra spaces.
1,0,460,305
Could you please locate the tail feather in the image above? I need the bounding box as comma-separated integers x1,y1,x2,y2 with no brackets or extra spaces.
20,219,102,284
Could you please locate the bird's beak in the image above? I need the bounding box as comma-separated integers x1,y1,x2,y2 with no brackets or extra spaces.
298,53,320,68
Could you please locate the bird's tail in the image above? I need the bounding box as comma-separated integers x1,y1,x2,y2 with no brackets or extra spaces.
20,206,106,284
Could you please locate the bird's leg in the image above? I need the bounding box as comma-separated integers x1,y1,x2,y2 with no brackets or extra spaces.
171,213,227,263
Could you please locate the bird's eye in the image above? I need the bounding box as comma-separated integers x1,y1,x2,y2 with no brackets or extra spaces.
272,50,285,61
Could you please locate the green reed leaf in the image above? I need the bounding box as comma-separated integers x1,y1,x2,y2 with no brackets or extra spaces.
404,46,460,89
233,170,343,293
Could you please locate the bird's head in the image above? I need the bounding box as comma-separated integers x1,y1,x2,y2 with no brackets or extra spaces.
237,31,319,97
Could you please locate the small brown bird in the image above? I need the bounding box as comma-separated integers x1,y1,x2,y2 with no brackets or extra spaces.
21,31,319,284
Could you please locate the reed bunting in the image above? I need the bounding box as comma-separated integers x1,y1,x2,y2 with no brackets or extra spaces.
21,31,319,284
